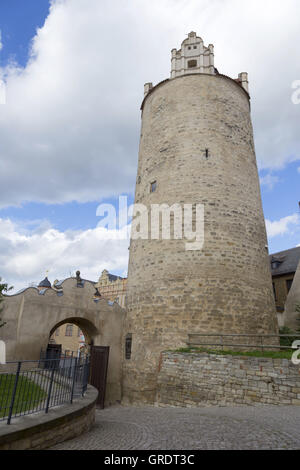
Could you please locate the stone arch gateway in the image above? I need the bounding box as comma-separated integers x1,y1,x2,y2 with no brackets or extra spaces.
49,316,99,349
1,277,125,405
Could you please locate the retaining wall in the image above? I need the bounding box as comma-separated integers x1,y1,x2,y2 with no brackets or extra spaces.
157,352,300,407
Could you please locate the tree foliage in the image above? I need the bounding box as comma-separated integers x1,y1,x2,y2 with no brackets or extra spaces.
0,277,13,328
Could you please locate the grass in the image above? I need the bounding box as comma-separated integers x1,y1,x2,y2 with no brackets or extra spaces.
173,347,293,360
0,373,47,419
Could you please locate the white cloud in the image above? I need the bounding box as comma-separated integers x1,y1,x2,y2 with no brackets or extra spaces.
260,174,279,190
0,217,129,293
2,209,300,291
265,213,300,238
0,0,299,209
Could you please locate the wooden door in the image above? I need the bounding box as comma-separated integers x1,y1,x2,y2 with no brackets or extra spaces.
89,346,109,408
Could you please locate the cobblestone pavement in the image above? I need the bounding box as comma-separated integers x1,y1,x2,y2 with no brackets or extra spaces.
51,405,300,450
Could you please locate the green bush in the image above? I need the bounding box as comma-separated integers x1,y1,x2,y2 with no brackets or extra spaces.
279,326,299,348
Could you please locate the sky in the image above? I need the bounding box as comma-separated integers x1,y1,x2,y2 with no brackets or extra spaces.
0,0,299,293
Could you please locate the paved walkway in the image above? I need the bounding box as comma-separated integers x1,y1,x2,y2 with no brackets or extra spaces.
51,404,300,450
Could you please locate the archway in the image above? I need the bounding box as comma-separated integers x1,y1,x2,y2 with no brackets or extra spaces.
48,317,99,357
47,318,110,407
1,277,126,406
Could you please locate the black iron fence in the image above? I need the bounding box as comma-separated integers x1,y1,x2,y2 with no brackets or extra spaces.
0,352,90,424
187,333,300,351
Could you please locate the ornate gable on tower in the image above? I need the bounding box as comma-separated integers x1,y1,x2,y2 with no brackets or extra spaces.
171,31,215,78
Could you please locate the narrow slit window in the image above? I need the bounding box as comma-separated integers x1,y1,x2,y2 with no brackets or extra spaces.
125,334,132,360
150,181,157,193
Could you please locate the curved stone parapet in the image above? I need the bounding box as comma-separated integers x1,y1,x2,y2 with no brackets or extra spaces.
0,385,98,450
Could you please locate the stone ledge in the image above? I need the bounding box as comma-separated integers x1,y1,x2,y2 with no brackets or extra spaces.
0,385,98,450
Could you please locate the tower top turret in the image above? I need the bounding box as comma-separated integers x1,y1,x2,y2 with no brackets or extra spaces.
143,32,249,98
171,31,215,78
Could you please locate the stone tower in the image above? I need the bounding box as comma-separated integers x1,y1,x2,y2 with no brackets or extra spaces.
123,32,278,404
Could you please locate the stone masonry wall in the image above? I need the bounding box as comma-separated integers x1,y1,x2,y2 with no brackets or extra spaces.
157,352,300,406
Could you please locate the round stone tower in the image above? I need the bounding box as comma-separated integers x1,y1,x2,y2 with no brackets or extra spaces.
123,32,278,404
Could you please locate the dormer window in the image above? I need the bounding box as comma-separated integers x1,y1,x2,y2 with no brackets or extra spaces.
271,258,282,270
188,60,197,68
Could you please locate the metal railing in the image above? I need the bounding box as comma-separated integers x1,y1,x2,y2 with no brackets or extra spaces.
187,333,300,351
0,353,90,424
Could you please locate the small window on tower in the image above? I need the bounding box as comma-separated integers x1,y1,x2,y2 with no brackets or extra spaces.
150,181,157,193
188,60,197,68
188,46,191,50
193,45,197,49
125,334,132,360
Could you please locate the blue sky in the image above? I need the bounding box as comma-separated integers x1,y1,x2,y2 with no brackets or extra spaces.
0,0,299,291
0,0,50,67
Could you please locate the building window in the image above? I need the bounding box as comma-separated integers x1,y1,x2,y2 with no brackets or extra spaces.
65,324,73,336
188,46,191,50
193,45,197,49
286,279,293,293
187,60,197,68
150,181,157,193
125,334,132,360
272,283,277,301
55,328,60,336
